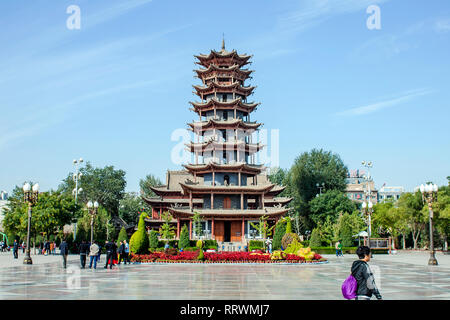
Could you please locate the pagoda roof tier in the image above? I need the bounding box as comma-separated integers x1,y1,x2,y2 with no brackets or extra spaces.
186,140,264,154
148,186,184,197
194,50,252,68
266,185,286,196
248,197,293,205
193,82,255,97
142,196,203,206
188,118,261,132
179,182,275,195
183,162,264,175
168,207,288,219
195,64,253,81
190,98,259,114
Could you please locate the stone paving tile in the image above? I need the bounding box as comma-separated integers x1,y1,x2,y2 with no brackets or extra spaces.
0,252,448,299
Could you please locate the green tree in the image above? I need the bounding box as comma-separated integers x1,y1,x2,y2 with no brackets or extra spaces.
119,192,145,226
309,190,358,225
159,211,176,243
434,185,450,250
309,228,322,247
335,212,365,247
59,162,127,218
398,192,427,249
192,211,203,239
139,174,163,198
3,186,81,243
178,224,190,249
76,206,113,244
250,215,275,249
289,149,348,229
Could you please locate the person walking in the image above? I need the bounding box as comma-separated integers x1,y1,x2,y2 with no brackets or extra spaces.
79,240,89,269
117,241,125,265
89,241,100,269
123,240,130,265
351,246,382,300
59,239,69,269
45,241,50,256
97,244,102,263
50,242,54,255
13,239,19,259
104,240,115,269
335,240,343,257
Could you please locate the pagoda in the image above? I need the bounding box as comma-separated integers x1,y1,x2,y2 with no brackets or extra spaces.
143,40,291,246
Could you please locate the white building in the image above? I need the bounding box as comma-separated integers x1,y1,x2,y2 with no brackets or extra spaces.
378,186,405,202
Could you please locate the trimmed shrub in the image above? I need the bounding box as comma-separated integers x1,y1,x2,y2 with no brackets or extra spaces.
281,233,300,251
196,240,203,249
149,230,159,250
178,225,190,249
272,219,287,250
249,240,264,251
117,227,128,247
130,212,149,254
284,238,303,254
309,228,322,247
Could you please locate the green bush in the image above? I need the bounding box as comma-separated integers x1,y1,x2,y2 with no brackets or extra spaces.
203,240,218,248
284,238,303,254
197,248,205,261
178,225,190,249
272,219,287,250
117,227,128,246
281,232,300,250
130,213,149,254
149,230,159,249
249,240,264,251
311,247,357,254
309,228,322,247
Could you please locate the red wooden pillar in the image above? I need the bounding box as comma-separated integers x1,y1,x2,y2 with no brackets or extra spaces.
159,207,162,219
189,220,193,239
241,218,245,242
211,218,215,240
177,218,180,239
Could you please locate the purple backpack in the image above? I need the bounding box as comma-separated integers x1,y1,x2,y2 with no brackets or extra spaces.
341,274,357,299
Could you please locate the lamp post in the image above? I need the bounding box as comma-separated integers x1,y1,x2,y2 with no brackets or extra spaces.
23,182,39,265
87,201,99,244
316,182,325,197
419,183,438,266
361,200,373,251
72,158,84,240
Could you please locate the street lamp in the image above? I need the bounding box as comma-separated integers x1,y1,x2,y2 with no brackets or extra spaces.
361,200,373,252
419,183,439,266
72,158,84,240
316,182,325,197
23,182,39,265
87,200,99,244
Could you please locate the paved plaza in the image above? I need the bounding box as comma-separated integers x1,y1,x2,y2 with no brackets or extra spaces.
0,251,449,300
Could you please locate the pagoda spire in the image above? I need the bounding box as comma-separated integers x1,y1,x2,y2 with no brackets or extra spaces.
221,33,225,51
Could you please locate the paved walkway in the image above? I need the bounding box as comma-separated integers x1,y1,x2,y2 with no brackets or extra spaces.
0,251,448,300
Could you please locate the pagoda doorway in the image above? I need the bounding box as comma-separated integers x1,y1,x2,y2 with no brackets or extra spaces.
224,221,231,242
223,197,231,209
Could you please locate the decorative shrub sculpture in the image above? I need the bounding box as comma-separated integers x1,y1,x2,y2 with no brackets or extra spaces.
130,212,149,254
284,238,303,255
281,217,301,250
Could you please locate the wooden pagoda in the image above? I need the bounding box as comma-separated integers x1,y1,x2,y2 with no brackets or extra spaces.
143,40,291,245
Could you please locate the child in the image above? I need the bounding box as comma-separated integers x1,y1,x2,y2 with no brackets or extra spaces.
351,246,382,300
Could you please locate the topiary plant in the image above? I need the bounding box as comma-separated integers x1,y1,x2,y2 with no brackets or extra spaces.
272,218,287,250
116,227,128,247
149,229,158,250
284,238,303,254
178,225,190,250
196,240,203,249
129,212,149,254
281,218,301,250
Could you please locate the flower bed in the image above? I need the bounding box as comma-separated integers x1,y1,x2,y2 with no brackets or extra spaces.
130,251,327,264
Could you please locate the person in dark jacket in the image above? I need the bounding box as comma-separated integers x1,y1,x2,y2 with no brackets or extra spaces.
44,241,50,255
351,246,382,300
117,241,125,265
104,240,117,269
13,240,19,259
60,239,69,269
79,240,89,268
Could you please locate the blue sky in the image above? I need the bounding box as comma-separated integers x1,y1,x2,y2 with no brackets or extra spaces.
0,0,449,194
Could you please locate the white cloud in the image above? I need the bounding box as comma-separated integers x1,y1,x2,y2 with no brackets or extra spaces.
336,88,433,116
434,19,450,33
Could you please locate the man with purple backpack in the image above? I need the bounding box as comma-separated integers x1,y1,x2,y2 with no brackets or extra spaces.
342,246,382,300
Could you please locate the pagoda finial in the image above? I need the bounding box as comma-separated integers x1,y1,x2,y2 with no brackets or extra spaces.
221,33,225,51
